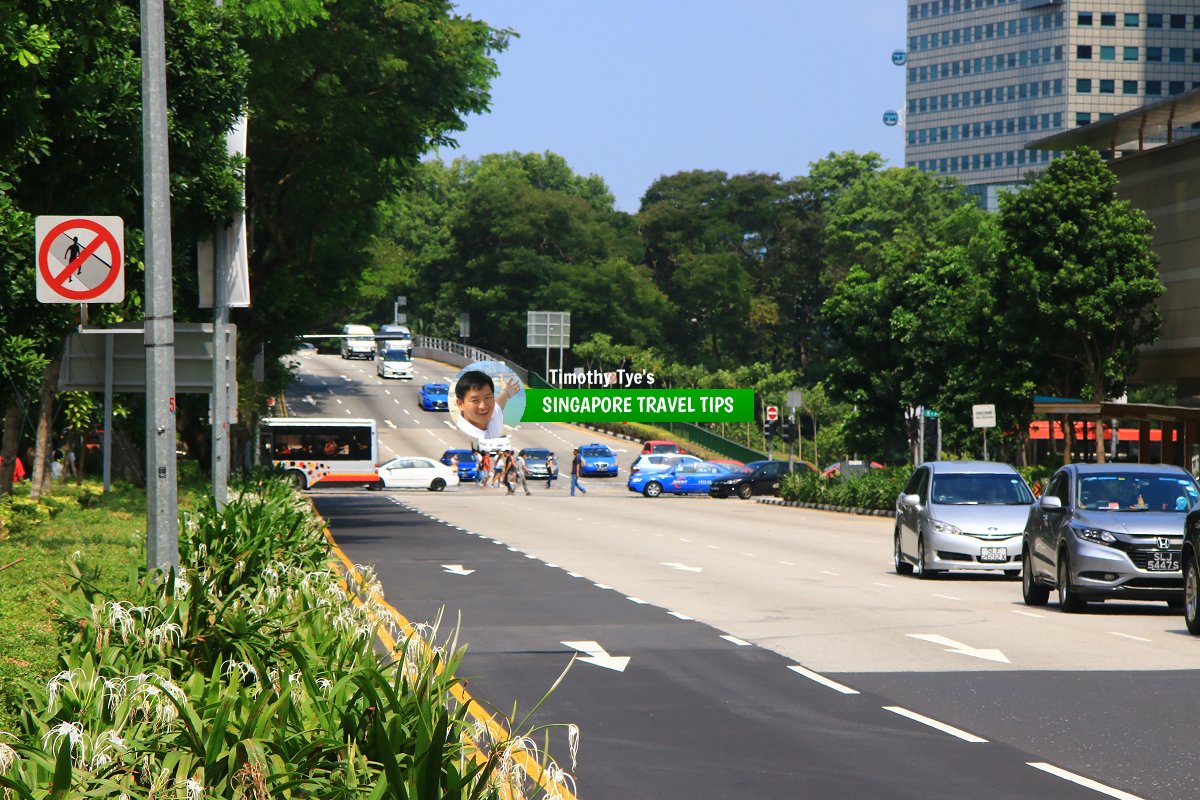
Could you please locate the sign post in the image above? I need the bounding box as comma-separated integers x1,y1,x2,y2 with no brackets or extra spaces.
527,311,571,385
973,404,997,461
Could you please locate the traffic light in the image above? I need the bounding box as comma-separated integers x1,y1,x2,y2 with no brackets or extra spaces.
779,418,797,443
764,419,779,438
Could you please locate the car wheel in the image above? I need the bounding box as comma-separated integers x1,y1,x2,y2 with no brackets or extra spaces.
1185,555,1200,634
737,484,753,500
894,529,913,575
1022,548,1049,606
915,536,940,579
429,478,446,492
1057,553,1087,613
644,482,662,498
286,470,307,490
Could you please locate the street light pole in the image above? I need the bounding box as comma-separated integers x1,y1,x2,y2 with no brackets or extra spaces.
141,0,178,571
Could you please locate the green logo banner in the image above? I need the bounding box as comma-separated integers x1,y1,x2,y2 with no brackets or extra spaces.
523,389,755,423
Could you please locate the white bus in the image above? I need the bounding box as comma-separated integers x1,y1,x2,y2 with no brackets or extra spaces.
260,417,379,489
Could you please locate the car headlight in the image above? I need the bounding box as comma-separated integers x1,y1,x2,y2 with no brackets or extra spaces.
1073,527,1118,546
929,520,962,536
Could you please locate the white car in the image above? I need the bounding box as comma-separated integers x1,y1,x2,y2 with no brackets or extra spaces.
475,435,512,454
376,348,413,379
629,453,703,475
377,456,459,491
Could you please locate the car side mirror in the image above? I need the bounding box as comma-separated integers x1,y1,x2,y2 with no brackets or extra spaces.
1040,496,1064,511
902,493,921,507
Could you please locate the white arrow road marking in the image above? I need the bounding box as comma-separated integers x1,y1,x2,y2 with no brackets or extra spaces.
1027,763,1145,800
441,564,475,576
303,395,316,405
384,420,396,429
884,706,987,743
907,634,1010,664
661,562,702,573
561,640,630,672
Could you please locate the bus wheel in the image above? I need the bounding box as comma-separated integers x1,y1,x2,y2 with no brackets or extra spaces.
287,470,307,490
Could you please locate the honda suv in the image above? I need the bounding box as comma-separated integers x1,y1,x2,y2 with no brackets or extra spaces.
1023,463,1199,612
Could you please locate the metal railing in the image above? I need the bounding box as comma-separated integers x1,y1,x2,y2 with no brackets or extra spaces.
412,337,528,383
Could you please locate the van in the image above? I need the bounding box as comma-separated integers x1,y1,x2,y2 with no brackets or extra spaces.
378,323,412,352
340,324,376,360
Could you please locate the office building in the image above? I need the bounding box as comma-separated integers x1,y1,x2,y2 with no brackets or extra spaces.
905,0,1200,207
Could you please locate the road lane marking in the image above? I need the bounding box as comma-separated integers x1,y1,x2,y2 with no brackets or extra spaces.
335,398,343,405
934,594,961,601
1012,610,1044,618
567,572,583,578
385,420,396,429
742,553,756,558
1110,632,1152,642
661,562,702,573
708,545,721,550
668,611,693,620
819,569,839,575
561,640,629,672
678,537,691,542
907,634,1010,664
384,389,391,395
594,583,613,590
1026,763,1144,800
884,707,987,743
720,635,751,646
787,666,860,695
779,560,795,566
628,597,649,604
872,582,894,588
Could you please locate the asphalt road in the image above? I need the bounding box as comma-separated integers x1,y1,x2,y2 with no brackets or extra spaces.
290,352,1200,799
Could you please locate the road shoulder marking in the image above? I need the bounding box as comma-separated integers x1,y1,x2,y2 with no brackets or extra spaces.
883,706,987,743
787,665,859,695
1027,762,1145,800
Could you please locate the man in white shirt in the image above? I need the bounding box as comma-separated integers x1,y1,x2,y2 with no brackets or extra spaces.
454,370,520,440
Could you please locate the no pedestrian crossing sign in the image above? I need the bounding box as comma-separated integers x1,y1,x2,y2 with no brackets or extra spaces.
36,215,124,303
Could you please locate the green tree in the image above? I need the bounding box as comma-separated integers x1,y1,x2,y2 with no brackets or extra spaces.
997,148,1162,463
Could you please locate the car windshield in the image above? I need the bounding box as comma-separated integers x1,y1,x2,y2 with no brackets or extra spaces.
522,449,550,459
1076,473,1199,512
383,350,409,362
425,384,447,393
581,447,611,457
649,443,678,453
930,473,1033,505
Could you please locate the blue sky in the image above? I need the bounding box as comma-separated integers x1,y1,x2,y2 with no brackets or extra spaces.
436,1,908,212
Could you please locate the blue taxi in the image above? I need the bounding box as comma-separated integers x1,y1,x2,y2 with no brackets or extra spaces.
578,443,619,477
627,461,738,497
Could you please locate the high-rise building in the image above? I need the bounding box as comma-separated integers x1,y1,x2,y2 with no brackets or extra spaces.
904,0,1200,207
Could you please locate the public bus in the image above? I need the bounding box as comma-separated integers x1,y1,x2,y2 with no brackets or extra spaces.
259,417,379,489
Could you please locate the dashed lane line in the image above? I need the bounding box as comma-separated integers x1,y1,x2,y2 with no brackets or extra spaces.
787,665,860,695
1026,762,1145,800
883,706,987,743
1110,632,1152,642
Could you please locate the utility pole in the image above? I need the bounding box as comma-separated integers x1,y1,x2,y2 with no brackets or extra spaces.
141,0,178,571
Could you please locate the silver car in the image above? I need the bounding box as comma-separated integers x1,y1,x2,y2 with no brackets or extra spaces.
1022,463,1200,612
895,461,1034,579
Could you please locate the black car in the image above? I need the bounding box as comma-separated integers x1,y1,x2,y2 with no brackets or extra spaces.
519,448,558,481
709,460,813,499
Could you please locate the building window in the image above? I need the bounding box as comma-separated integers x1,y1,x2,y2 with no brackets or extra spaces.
1194,49,1200,64
1147,13,1162,28
1076,78,1092,93
1076,112,1091,127
1100,46,1115,61
1077,11,1093,25
1123,80,1138,94
1147,47,1162,62
1099,79,1114,94
1124,46,1139,61
1077,45,1092,59
1171,48,1185,64
1100,12,1115,27
1124,12,1139,27
1146,80,1162,95
1170,81,1185,95
1170,14,1185,29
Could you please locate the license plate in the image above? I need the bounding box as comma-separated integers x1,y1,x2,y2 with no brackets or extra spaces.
979,547,1008,563
1146,552,1180,571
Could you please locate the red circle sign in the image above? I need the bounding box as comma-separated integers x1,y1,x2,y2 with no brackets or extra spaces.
766,406,779,421
37,218,122,301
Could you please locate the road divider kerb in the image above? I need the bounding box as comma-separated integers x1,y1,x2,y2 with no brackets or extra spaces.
315,508,578,800
757,497,892,516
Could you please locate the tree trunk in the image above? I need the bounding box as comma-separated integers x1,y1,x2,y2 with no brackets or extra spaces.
28,357,62,501
0,404,22,495
1062,415,1073,465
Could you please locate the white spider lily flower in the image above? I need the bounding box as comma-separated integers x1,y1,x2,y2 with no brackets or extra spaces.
41,721,84,765
316,677,332,692
0,741,18,774
173,571,191,595
567,723,580,770
70,550,82,561
261,566,279,585
46,669,83,709
146,622,184,650
186,777,205,800
102,677,127,716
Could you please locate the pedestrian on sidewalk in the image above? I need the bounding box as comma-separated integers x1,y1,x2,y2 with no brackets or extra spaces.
570,448,587,496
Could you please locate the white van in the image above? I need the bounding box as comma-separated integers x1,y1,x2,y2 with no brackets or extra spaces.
340,324,376,360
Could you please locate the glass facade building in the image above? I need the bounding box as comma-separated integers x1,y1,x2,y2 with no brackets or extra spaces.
905,0,1200,202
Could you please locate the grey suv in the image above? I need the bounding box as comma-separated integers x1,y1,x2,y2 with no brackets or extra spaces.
1022,463,1200,612
895,461,1033,578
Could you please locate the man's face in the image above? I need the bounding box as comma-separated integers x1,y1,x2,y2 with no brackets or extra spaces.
457,386,495,428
